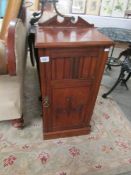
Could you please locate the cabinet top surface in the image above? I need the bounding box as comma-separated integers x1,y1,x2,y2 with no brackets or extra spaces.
35,26,113,48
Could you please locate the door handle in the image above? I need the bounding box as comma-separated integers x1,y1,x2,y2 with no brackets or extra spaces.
43,96,50,108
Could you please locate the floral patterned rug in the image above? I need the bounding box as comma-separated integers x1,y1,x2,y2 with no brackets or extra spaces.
0,66,131,175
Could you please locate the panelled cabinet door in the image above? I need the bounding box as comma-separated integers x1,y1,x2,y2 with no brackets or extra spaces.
50,80,93,131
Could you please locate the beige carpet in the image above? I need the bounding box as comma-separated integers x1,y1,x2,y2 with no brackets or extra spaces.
0,65,131,175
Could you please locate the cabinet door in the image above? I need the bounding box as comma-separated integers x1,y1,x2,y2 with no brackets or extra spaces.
49,80,93,131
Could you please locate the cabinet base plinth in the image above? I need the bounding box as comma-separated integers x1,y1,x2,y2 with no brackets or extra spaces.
43,127,91,140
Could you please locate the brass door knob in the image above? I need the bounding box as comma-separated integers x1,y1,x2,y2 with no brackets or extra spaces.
43,96,50,108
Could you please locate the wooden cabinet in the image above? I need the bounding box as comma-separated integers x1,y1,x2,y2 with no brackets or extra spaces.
35,16,113,139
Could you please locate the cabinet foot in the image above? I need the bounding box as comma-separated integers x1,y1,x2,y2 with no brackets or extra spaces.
11,116,24,129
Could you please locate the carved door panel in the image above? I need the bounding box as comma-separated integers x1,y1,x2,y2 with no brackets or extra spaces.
49,81,93,131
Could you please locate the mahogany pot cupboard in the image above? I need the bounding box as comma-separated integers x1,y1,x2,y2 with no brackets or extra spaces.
35,16,113,139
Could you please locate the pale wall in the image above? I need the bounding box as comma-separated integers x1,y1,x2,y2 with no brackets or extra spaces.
80,15,131,29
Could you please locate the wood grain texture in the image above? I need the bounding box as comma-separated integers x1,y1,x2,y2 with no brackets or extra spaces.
0,1,26,75
36,16,113,139
39,15,94,28
44,127,91,140
35,27,113,48
0,0,23,41
38,47,112,139
7,8,26,76
7,20,16,75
